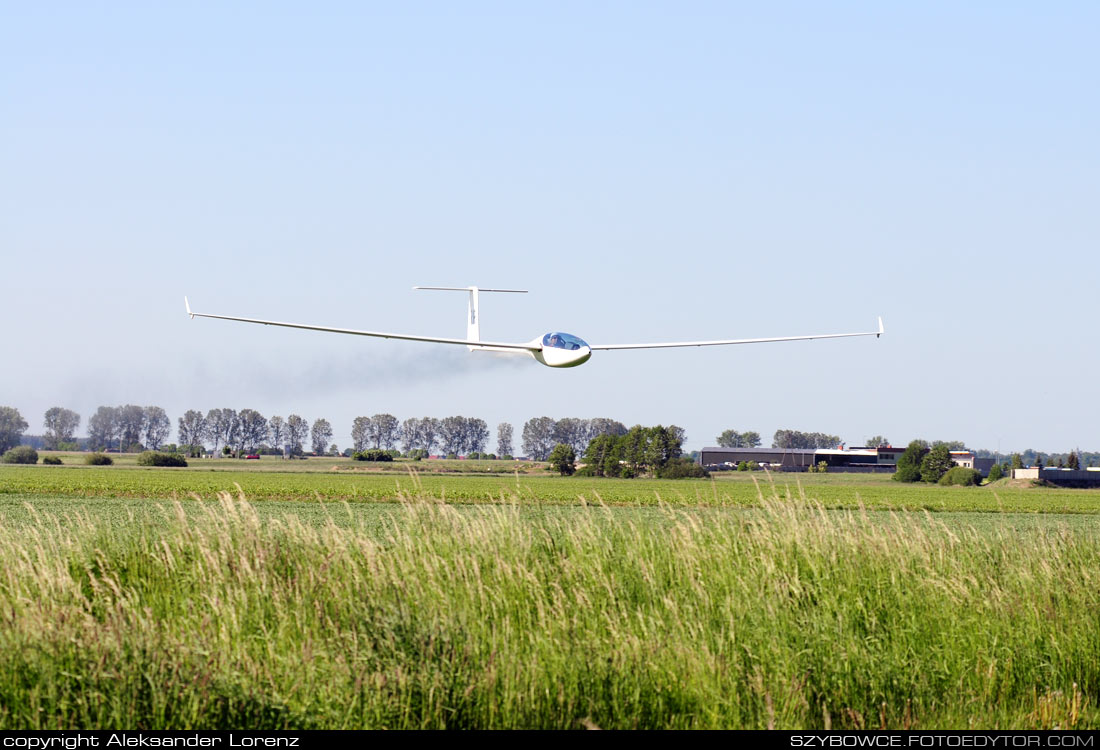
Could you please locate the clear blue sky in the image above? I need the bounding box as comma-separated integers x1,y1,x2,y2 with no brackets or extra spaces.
3,1,1097,453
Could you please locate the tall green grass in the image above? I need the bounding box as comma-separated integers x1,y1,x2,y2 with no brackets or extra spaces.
0,486,1097,729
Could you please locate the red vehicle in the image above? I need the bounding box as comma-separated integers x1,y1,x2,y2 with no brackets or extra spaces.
245,454,260,460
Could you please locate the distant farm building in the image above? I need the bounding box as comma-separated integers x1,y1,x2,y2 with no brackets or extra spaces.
699,446,996,476
1011,467,1100,487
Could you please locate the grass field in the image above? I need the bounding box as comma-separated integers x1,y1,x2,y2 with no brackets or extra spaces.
1,460,1099,729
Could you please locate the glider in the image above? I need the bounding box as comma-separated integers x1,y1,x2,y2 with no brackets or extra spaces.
185,287,884,369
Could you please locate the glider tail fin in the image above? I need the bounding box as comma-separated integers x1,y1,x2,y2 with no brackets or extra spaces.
413,286,528,349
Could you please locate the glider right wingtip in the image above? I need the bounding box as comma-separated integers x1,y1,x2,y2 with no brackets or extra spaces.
877,316,884,337
184,296,194,319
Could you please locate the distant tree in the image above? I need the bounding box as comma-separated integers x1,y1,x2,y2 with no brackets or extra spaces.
865,435,889,448
311,419,333,455
1010,453,1023,470
920,444,955,483
143,406,171,451
772,429,842,450
894,440,928,483
717,429,761,448
554,418,590,454
399,417,420,453
931,440,967,451
987,464,1004,482
177,410,207,452
548,443,576,476
237,409,268,453
417,417,440,455
116,405,147,451
351,416,371,451
369,414,400,450
42,407,80,450
464,418,490,454
208,408,240,456
587,418,628,442
522,417,557,460
582,434,620,477
1035,454,1044,469
438,416,468,456
285,414,309,455
87,406,120,452
1067,451,1080,470
267,416,286,453
223,409,242,455
496,422,514,458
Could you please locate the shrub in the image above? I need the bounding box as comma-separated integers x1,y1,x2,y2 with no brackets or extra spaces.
655,458,709,479
353,450,393,462
737,461,749,471
987,464,1004,482
136,451,188,467
939,467,983,486
894,440,929,483
2,446,38,464
548,444,576,476
920,445,955,483
42,456,62,465
85,453,113,465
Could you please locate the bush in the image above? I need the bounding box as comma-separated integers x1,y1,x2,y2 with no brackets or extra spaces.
2,446,38,464
353,450,393,462
893,440,929,483
939,467,983,486
920,445,954,483
42,456,62,465
655,458,709,479
548,444,576,476
987,464,1004,482
85,453,113,465
136,451,188,467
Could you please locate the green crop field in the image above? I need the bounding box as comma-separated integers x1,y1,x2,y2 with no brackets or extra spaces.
5,461,1100,513
2,463,1099,729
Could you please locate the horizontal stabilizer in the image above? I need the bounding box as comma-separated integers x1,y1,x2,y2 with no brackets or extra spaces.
413,286,527,293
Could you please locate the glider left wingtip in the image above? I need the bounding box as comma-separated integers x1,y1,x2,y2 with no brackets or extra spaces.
185,296,194,319
877,316,885,337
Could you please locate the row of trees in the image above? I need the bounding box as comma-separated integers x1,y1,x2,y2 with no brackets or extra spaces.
716,429,762,448
521,417,630,460
579,424,695,478
355,416,494,456
87,405,172,452
177,410,328,456
894,441,972,483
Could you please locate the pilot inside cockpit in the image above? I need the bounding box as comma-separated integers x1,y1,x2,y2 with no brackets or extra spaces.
542,332,587,351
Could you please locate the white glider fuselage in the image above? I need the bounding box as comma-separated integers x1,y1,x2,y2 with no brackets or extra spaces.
184,286,882,368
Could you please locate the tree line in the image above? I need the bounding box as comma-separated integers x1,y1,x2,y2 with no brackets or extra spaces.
578,424,699,479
